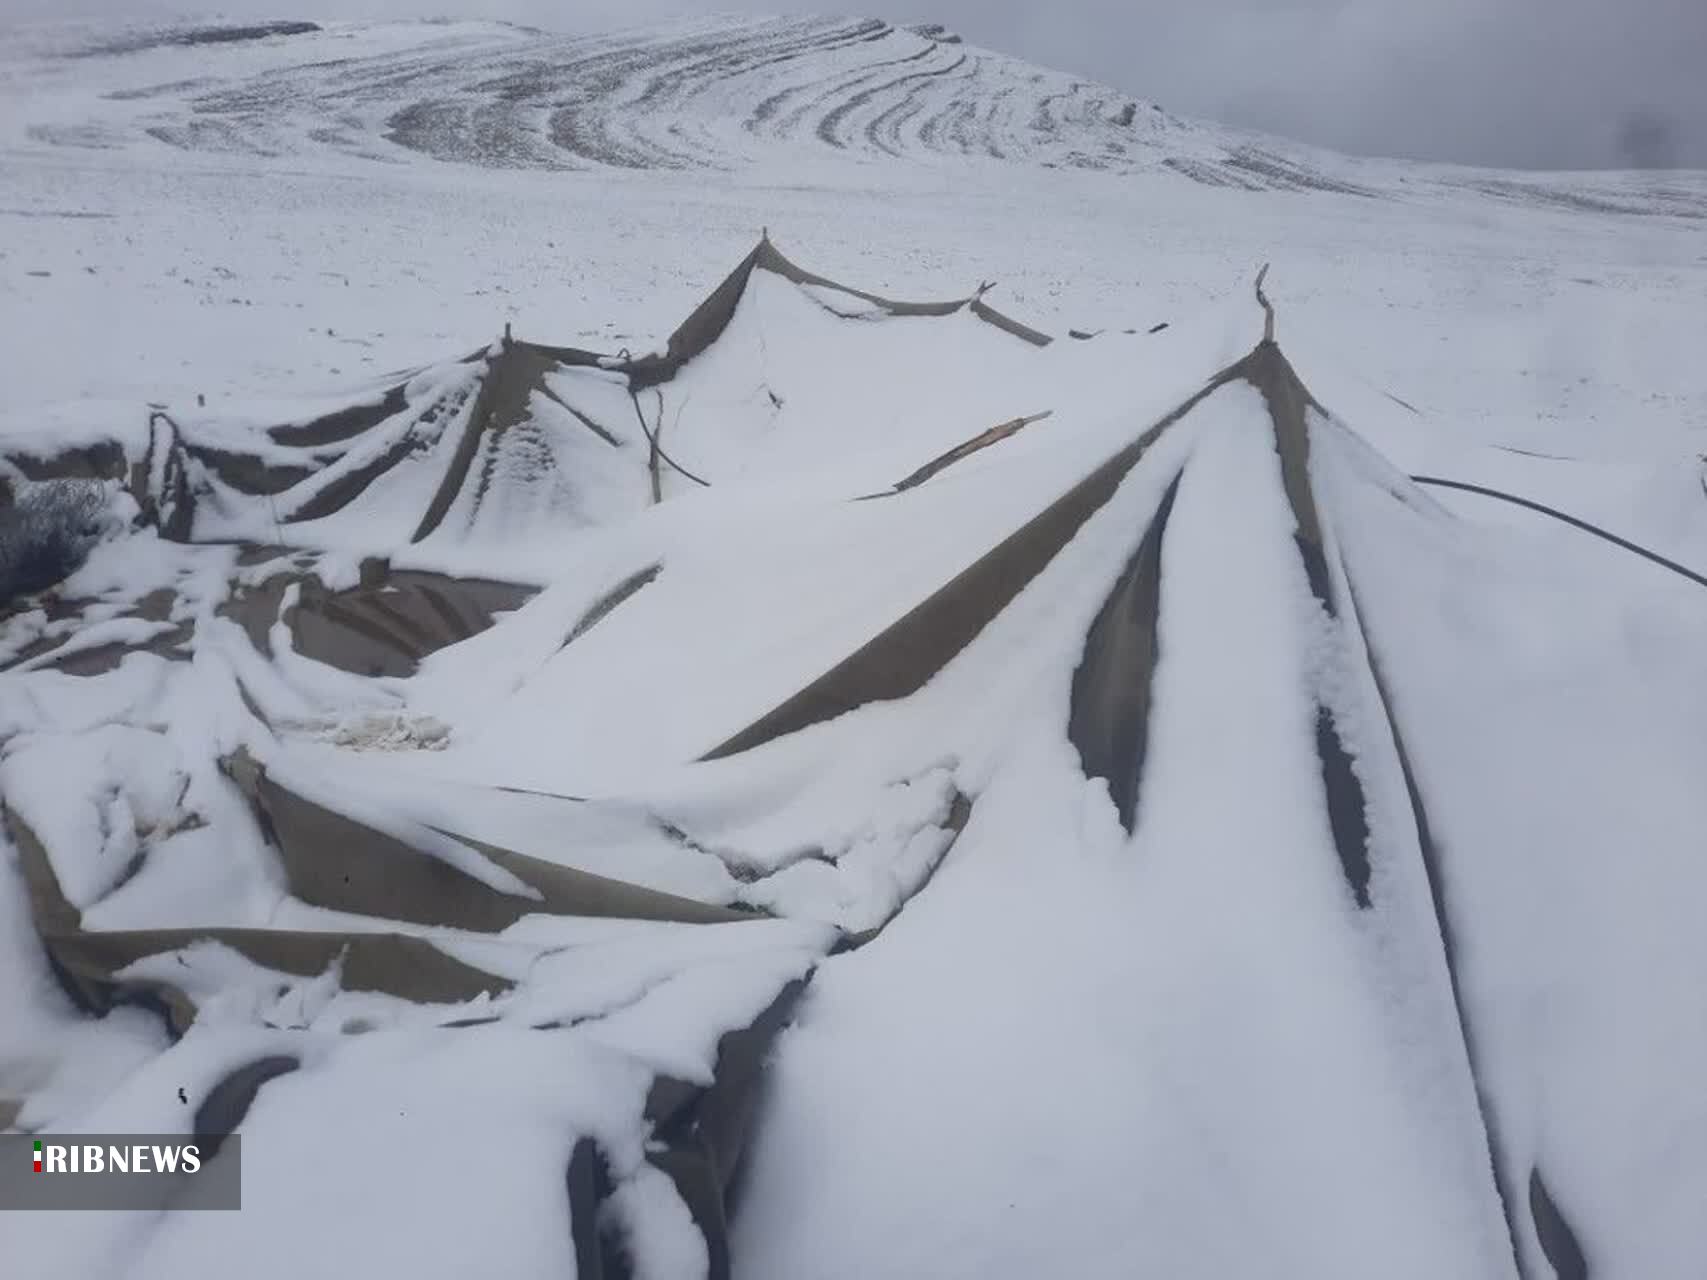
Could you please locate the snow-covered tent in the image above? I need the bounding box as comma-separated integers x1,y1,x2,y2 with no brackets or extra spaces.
2,235,1055,557
4,240,1706,1279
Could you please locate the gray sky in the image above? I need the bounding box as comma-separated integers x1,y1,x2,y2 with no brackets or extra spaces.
13,1,1707,168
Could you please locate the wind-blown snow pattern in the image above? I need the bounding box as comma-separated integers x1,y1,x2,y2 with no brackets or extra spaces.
4,14,1707,1280
6,14,1707,217
0,17,1264,176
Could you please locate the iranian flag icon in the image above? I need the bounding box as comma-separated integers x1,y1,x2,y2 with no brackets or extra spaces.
33,1141,42,1173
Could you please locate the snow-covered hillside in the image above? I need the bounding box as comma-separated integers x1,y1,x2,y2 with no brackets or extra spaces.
8,14,1707,218
3,15,1707,1280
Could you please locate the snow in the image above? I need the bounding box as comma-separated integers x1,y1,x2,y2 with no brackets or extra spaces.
3,12,1706,1279
7,617,176,672
0,821,174,1131
1320,425,1707,1280
109,1026,642,1280
0,724,188,906
731,387,1514,1280
601,1164,712,1280
266,743,745,907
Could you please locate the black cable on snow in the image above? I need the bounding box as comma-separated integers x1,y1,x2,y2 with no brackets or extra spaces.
1411,475,1707,591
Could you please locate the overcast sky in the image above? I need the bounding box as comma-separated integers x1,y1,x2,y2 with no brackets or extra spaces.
13,1,1707,168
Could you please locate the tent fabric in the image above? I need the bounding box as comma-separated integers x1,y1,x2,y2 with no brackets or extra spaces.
4,734,824,1277
6,238,1703,1278
1066,473,1179,832
703,333,1681,1277
3,799,512,1023
267,383,409,448
411,341,569,542
284,567,533,677
1,553,530,680
622,233,1049,391
701,353,1241,760
0,585,190,676
225,749,752,930
863,410,1054,497
3,235,1057,558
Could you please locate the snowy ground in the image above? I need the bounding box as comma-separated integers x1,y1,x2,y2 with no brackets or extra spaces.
3,15,1707,1280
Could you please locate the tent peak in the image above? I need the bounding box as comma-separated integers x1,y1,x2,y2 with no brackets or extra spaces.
1254,262,1276,342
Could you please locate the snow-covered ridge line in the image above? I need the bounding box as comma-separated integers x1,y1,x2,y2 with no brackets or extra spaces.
7,15,1703,216
4,16,1198,175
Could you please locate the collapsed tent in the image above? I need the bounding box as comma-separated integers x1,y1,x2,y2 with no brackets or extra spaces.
4,239,1706,1279
1,235,1057,561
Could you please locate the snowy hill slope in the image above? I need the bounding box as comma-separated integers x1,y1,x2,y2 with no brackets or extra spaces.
6,14,1707,218
2,16,1318,178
